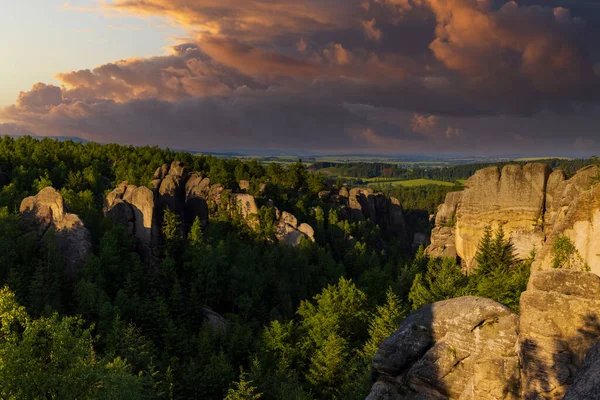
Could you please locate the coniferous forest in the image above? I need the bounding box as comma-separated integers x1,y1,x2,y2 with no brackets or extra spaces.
0,137,584,399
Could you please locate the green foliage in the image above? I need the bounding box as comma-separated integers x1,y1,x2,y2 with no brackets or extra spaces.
0,286,149,399
552,235,590,271
225,369,262,400
408,227,530,313
362,288,405,359
0,137,551,398
408,257,468,310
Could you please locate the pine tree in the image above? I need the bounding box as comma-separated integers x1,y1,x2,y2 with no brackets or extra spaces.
362,288,405,359
225,369,262,400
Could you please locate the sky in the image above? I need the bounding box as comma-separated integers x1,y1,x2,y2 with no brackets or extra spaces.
1,0,600,156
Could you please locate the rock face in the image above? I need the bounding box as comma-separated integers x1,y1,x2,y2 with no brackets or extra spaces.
563,341,600,400
426,163,600,275
324,186,407,239
20,187,91,273
520,270,600,399
368,269,600,400
456,164,550,271
104,162,319,255
368,296,520,400
105,182,160,260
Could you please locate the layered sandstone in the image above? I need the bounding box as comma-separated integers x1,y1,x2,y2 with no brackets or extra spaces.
427,163,600,275
20,187,91,273
104,161,320,255
368,270,600,400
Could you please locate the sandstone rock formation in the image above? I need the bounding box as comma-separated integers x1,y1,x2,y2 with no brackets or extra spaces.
20,187,91,273
104,161,319,255
368,296,520,400
426,163,600,275
520,270,600,399
368,269,600,400
563,341,600,400
325,186,407,239
274,210,315,245
105,182,160,260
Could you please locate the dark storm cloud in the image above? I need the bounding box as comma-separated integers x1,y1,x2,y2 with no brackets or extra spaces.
2,0,600,154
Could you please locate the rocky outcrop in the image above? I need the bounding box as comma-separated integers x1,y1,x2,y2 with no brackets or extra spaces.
368,296,520,400
274,210,315,245
368,269,600,400
456,164,550,271
104,161,318,255
426,163,600,275
20,187,91,273
520,270,600,399
105,182,160,260
563,341,600,400
427,191,462,259
325,186,407,238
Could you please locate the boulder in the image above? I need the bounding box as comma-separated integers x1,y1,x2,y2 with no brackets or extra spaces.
20,187,91,273
519,270,600,399
281,211,298,228
232,193,259,220
202,308,227,331
369,296,520,400
275,221,305,246
298,223,315,242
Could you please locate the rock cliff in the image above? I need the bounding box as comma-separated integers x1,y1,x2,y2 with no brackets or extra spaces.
368,270,600,400
20,187,91,273
104,161,320,258
427,163,600,274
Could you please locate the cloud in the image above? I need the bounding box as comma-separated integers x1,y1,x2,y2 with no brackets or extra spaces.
410,113,438,132
3,0,600,154
362,18,383,41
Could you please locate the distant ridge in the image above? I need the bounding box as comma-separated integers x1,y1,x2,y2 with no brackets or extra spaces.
1,134,88,144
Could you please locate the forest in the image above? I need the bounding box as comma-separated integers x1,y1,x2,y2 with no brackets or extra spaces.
310,159,595,182
0,136,579,399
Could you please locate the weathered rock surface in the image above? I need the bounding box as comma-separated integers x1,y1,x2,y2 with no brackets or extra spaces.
105,183,159,259
369,296,520,400
232,193,259,220
520,270,600,399
456,164,550,271
105,161,319,253
326,187,407,239
368,270,600,400
202,308,227,331
563,341,600,400
426,163,600,275
20,187,91,272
